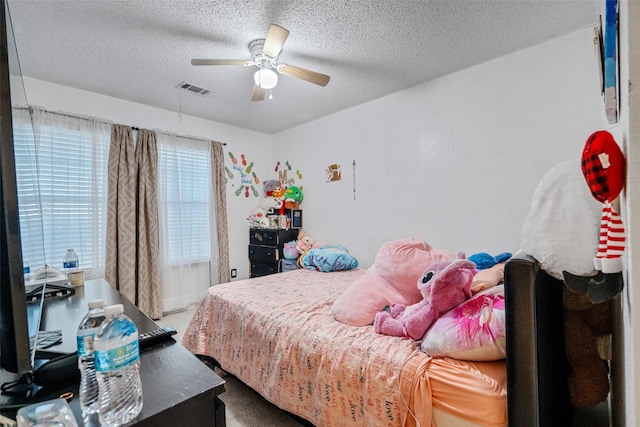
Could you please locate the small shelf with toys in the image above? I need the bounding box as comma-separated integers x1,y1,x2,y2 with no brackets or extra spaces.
247,178,305,277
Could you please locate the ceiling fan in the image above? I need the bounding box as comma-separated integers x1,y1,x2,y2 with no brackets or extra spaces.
191,24,330,101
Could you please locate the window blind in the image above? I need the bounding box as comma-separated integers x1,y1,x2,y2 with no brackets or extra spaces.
12,109,110,277
157,137,211,264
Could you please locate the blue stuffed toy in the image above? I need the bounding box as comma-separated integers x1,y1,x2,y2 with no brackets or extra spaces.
468,252,512,270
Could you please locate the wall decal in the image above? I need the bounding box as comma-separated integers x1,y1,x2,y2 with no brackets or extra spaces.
278,169,295,187
273,160,303,188
228,151,261,198
352,160,356,200
326,164,341,182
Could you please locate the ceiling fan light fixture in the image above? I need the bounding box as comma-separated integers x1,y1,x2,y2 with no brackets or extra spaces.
254,68,278,89
192,24,330,101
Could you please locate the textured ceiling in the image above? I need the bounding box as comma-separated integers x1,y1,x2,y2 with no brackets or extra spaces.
6,0,600,134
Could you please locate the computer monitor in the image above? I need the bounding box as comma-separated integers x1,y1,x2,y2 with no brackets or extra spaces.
0,0,32,378
1,1,79,396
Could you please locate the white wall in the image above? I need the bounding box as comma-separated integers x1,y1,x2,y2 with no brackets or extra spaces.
20,77,273,280
273,27,608,267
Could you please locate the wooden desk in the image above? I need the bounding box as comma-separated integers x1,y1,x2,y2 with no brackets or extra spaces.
1,279,226,426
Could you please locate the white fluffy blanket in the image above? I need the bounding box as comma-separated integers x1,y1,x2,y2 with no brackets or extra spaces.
520,159,602,280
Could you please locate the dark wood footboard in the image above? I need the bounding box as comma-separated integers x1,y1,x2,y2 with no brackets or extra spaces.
504,254,573,426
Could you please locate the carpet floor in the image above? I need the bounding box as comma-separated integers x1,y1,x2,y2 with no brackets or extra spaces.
158,307,306,427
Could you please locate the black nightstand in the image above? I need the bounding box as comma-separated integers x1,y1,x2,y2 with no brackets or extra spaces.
248,228,299,278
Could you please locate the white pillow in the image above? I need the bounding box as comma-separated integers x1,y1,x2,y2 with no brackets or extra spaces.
520,159,602,280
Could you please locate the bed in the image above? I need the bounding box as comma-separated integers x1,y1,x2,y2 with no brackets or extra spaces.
182,266,509,427
504,253,573,427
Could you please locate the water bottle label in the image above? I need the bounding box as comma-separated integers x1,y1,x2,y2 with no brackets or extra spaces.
63,261,79,269
95,340,140,372
77,329,97,357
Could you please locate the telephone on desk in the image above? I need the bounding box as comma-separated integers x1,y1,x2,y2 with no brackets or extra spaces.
32,265,65,280
25,266,73,301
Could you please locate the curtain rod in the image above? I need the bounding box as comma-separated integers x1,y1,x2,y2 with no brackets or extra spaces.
15,106,226,145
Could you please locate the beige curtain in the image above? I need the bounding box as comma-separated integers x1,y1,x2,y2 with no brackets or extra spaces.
135,130,161,318
106,125,136,298
211,141,230,284
106,125,162,318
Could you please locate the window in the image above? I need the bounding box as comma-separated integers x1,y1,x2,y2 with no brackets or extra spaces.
12,108,216,312
157,136,212,264
12,109,111,278
157,133,215,312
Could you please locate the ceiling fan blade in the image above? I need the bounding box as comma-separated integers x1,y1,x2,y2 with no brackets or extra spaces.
277,64,330,87
251,84,265,102
262,24,289,58
191,59,252,66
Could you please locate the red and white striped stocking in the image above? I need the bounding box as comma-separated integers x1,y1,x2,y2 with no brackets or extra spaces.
594,200,625,273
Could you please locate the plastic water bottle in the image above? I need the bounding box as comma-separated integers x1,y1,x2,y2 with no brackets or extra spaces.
77,299,107,415
63,249,79,275
94,304,143,427
23,260,30,281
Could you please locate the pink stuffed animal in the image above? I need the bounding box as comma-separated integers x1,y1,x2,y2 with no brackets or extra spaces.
373,257,476,340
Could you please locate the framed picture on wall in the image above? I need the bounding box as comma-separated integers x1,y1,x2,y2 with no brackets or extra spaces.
326,164,341,182
291,209,303,229
594,15,604,95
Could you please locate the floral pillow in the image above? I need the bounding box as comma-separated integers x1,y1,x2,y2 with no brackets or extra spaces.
420,285,506,361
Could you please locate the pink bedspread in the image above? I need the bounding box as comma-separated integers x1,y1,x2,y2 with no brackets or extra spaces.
182,268,507,427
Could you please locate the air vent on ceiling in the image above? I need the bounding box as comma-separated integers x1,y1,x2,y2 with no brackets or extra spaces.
177,81,211,96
